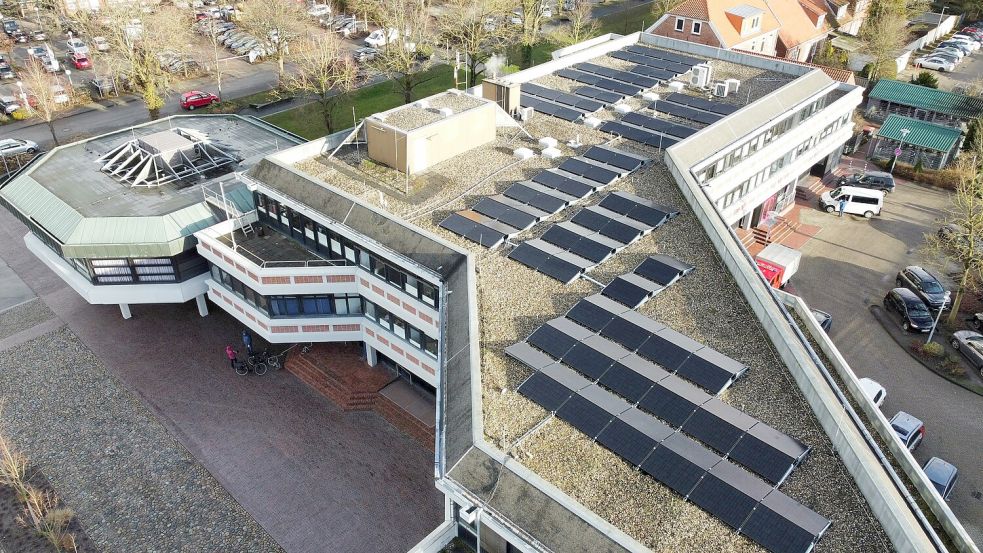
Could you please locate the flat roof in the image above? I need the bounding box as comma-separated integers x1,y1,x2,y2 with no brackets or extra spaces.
255,34,893,552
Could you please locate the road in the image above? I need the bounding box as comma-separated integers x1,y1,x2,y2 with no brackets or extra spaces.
792,176,983,546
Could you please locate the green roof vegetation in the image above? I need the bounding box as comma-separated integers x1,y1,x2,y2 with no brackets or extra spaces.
869,79,983,119
876,114,962,152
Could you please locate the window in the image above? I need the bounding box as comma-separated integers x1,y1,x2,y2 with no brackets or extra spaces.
750,15,760,29
675,17,685,31
692,21,701,34
271,296,300,316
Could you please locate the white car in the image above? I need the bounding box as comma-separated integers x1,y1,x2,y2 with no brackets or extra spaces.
0,138,40,157
364,28,397,48
66,37,89,55
51,85,69,104
92,36,110,51
914,56,955,71
858,377,886,408
307,4,331,17
948,35,980,50
933,46,965,59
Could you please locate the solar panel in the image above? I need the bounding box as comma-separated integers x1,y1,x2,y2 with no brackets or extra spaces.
625,45,703,67
621,111,698,139
640,432,718,496
521,94,584,122
609,50,692,74
555,393,614,438
598,192,678,229
602,277,651,308
555,68,642,96
638,376,709,427
637,332,693,371
489,193,550,219
562,342,615,380
682,398,757,454
575,62,659,88
558,158,620,185
598,361,657,402
570,209,642,245
504,183,567,214
533,170,595,198
635,254,695,285
729,423,809,485
574,86,623,104
566,301,617,332
542,362,593,392
538,255,583,283
542,225,582,250
583,146,645,172
523,82,606,112
664,92,739,115
438,212,506,248
505,342,557,371
528,323,579,359
599,316,652,350
473,197,538,231
677,346,748,394
652,100,722,125
627,62,681,81
595,417,659,466
688,462,771,530
517,371,572,412
741,490,832,553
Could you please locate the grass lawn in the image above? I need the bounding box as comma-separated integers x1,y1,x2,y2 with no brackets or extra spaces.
262,65,456,140
597,1,657,35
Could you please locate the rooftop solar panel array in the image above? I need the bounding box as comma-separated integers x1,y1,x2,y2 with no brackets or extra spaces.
520,94,583,122
609,50,692,75
573,62,662,88
601,255,694,309
574,85,625,104
652,99,723,125
598,121,679,149
437,212,506,248
621,112,699,140
555,68,642,96
625,44,703,67
664,92,740,115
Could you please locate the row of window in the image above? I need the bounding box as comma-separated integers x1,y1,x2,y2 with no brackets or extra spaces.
256,193,440,309
211,264,439,359
673,17,702,35
697,95,835,183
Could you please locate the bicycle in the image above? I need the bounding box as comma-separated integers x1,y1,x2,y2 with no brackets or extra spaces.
245,349,270,375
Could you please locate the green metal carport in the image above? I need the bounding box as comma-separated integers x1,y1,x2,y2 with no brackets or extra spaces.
873,114,963,170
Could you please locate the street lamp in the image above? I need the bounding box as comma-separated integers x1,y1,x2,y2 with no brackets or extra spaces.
34,6,42,30
926,291,951,344
15,80,26,108
889,127,910,174
64,69,72,88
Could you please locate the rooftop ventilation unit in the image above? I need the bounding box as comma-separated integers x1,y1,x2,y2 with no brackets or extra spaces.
713,82,729,97
414,100,430,109
438,107,454,117
538,137,558,149
690,63,713,88
725,78,741,93
541,146,562,159
614,103,633,114
668,81,686,93
583,116,602,129
642,92,660,102
513,147,535,160
95,128,240,188
518,106,534,122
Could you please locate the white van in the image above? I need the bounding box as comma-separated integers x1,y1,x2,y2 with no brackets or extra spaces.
819,185,884,218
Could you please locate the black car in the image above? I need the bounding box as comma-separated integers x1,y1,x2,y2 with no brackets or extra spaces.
884,288,934,332
837,170,896,193
811,309,832,332
0,63,14,81
895,266,948,310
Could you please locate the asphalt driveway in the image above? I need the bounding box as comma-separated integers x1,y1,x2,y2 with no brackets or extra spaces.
791,177,983,546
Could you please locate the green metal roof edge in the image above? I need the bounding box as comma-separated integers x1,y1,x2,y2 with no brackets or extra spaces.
0,174,83,242
877,114,962,151
61,235,194,259
869,80,983,119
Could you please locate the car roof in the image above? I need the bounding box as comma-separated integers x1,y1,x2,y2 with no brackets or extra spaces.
904,266,937,281
837,185,884,196
863,170,892,178
923,457,957,480
890,411,923,431
891,287,923,301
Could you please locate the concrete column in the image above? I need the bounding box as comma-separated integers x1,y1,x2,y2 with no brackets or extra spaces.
196,294,209,317
364,342,378,366
119,303,132,319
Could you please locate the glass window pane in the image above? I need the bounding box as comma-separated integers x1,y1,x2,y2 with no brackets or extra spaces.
302,297,318,314
392,317,406,340
284,297,300,316
335,297,350,315
316,297,332,314
344,246,356,263
409,327,422,347
330,238,342,256
364,300,376,319
347,296,362,315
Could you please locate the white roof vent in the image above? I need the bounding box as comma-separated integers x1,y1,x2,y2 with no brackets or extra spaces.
583,116,603,129
725,78,741,93
615,103,633,114
642,92,660,102
513,147,535,160
541,147,562,159
538,137,558,149
414,100,430,109
668,81,686,93
438,107,454,117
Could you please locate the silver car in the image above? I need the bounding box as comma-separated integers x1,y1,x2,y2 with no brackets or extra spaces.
950,330,983,376
0,138,40,157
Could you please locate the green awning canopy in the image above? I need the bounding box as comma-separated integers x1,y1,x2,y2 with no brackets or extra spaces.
876,114,962,152
869,80,983,119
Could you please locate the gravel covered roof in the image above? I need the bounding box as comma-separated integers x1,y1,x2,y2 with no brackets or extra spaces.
375,91,490,132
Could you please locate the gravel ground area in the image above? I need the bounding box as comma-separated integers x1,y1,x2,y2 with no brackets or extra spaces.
0,326,282,553
379,92,488,132
0,299,54,341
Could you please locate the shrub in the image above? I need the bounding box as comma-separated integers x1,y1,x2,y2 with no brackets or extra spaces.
940,356,966,377
0,426,29,503
10,110,29,121
911,71,939,89
922,341,945,357
16,486,77,552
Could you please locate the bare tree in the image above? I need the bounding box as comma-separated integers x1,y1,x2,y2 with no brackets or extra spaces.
921,134,983,324
651,0,684,19
19,59,73,145
280,35,360,135
369,0,439,104
236,0,309,84
550,0,598,47
859,12,906,81
516,0,547,66
438,0,514,88
76,5,197,119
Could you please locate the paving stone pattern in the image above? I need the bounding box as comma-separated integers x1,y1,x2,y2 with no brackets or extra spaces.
0,326,283,553
0,299,54,341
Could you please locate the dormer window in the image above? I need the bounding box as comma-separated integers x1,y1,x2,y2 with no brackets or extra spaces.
692,21,702,34
675,17,685,31
725,5,764,36
750,15,760,29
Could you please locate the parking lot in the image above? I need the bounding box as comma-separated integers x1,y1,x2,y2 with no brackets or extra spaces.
792,174,983,545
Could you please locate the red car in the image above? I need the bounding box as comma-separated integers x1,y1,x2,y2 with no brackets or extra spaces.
180,90,219,110
68,53,91,70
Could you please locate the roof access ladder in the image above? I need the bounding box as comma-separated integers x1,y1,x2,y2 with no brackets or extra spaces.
200,180,254,237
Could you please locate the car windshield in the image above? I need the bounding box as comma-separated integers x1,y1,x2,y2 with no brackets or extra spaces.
921,280,943,293
891,423,911,437
907,301,930,315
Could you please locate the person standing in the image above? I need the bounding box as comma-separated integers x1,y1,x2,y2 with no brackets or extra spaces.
226,344,237,369
241,329,253,356
838,197,847,217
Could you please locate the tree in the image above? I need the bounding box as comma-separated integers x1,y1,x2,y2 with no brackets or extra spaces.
859,11,906,82
438,0,515,88
651,0,684,22
813,41,849,69
920,134,983,324
516,0,548,66
368,0,439,104
236,0,309,85
280,35,360,135
550,0,598,47
19,59,73,145
75,5,197,119
912,71,940,88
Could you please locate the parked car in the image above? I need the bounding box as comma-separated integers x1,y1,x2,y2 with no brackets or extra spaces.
858,377,886,407
0,95,21,115
950,330,983,376
68,52,92,70
31,29,47,41
66,37,89,55
895,266,947,310
922,457,958,500
950,34,981,49
889,411,925,451
930,52,961,66
937,41,972,55
0,138,40,157
0,61,14,81
932,46,965,60
837,170,895,192
914,56,955,71
307,3,331,17
353,46,377,63
180,90,219,110
88,76,115,97
364,28,398,47
819,186,884,218
883,287,934,333
50,85,69,104
810,308,832,331
2,18,20,36
11,29,28,43
92,36,110,51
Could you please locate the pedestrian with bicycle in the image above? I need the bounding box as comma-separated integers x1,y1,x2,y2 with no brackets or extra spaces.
225,344,237,369
241,329,254,356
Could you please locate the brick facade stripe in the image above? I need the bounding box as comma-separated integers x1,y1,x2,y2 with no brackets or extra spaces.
387,293,400,304
419,313,433,325
258,321,269,330
223,297,233,305
200,242,211,252
391,345,404,356
293,275,324,284
234,304,244,313
247,271,259,281
327,275,355,283
302,324,331,332
371,285,385,295
223,254,234,264
246,313,256,321
402,302,417,315
272,325,299,333
406,354,419,366
422,364,435,375
234,263,245,272
261,276,291,285
333,324,361,332
366,328,375,337
378,337,389,347
359,278,371,287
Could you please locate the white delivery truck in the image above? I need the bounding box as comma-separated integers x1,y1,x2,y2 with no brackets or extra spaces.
754,243,801,289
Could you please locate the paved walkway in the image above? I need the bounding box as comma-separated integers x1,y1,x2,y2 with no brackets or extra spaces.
0,209,443,552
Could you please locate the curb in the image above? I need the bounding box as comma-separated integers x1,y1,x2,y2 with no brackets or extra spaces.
869,304,983,396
